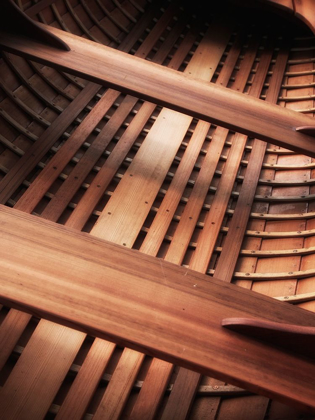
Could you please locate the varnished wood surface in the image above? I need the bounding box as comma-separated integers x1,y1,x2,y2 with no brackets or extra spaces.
1,24,315,156
1,205,315,413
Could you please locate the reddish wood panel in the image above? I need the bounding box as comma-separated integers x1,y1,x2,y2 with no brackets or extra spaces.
1,206,315,413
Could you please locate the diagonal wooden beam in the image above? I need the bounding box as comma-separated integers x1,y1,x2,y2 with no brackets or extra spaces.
1,25,315,157
0,205,315,414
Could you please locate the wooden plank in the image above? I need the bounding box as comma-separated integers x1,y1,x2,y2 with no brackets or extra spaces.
155,36,262,419
128,358,173,420
93,349,145,420
160,368,201,420
1,24,315,156
1,206,315,413
55,339,115,420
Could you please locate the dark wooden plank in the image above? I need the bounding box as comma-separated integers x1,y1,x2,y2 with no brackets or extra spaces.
1,24,315,156
1,205,315,413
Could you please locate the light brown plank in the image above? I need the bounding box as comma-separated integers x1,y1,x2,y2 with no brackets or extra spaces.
93,349,145,420
1,24,315,156
55,339,115,420
0,321,85,420
1,206,315,413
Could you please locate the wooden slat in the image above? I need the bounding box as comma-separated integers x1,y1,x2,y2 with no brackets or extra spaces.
1,206,315,413
214,45,289,282
1,24,315,156
55,339,115,420
0,81,101,204
93,349,145,420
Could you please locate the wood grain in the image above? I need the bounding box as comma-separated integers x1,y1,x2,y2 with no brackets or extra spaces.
1,205,315,413
1,24,315,156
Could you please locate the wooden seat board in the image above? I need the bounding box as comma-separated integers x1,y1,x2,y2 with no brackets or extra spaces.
1,205,315,413
1,24,315,156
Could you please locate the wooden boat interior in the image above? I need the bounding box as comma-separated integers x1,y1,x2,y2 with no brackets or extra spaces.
1,0,315,419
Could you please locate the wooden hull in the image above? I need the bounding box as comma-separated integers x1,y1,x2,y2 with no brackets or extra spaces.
0,1,314,419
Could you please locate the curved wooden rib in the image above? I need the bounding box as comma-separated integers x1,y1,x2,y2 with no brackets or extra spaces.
0,0,70,51
222,317,315,359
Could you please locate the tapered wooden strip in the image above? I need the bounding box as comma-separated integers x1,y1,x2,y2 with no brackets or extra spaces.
1,206,315,413
0,82,101,204
1,24,315,156
160,369,201,420
55,339,115,420
0,321,85,420
129,358,173,420
93,349,145,420
276,291,315,303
